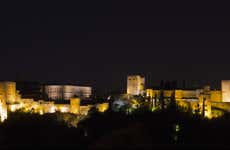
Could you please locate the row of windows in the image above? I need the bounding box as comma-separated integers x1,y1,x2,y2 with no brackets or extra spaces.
48,91,91,94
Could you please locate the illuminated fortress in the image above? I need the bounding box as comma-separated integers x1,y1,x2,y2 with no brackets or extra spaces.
2,78,230,122
0,81,108,122
127,76,230,119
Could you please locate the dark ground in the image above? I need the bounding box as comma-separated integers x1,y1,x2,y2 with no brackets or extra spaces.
1,109,230,149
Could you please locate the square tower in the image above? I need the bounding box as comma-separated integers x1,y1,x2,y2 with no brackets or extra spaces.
221,80,230,102
127,75,145,95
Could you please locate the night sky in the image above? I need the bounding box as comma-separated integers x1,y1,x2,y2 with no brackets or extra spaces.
2,2,230,94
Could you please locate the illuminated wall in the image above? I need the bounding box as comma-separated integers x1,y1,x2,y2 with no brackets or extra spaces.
75,86,92,98
5,82,16,104
127,75,145,95
176,99,190,111
70,97,80,114
190,101,201,114
80,105,93,115
176,98,212,118
96,103,109,112
146,89,154,98
212,109,224,118
175,90,183,99
140,77,145,92
7,99,55,114
39,101,55,113
211,102,230,118
195,89,204,98
163,90,174,97
221,80,230,102
210,91,222,102
16,90,22,103
55,104,70,113
44,85,63,100
150,89,204,100
0,84,7,121
8,104,23,112
0,83,6,104
211,102,230,112
30,101,40,113
0,82,16,104
150,90,194,99
182,90,197,98
63,85,77,100
204,101,212,119
0,102,7,122
44,85,92,100
19,98,36,112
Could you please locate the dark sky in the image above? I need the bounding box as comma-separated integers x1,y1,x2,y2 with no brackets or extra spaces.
2,1,230,94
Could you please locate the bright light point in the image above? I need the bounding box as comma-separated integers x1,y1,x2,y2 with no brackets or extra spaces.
151,107,156,112
175,124,180,132
49,106,56,113
0,106,7,122
9,105,17,112
97,103,109,112
39,110,43,115
60,107,68,113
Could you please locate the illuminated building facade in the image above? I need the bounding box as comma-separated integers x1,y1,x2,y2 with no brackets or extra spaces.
145,83,225,119
0,81,108,122
80,105,93,115
0,82,16,104
39,101,55,114
145,89,203,100
127,75,145,95
0,86,7,122
44,85,92,100
0,81,17,122
146,89,154,98
75,86,92,98
70,97,80,114
96,103,109,112
55,104,70,113
4,78,230,122
44,85,63,100
221,80,230,102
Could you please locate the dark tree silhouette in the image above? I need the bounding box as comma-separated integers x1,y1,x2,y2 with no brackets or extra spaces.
159,90,165,110
154,93,157,108
169,90,177,112
160,80,164,89
159,80,165,109
202,97,206,118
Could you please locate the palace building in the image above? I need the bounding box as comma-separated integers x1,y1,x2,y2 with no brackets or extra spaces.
145,80,230,119
0,81,106,122
43,85,92,100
